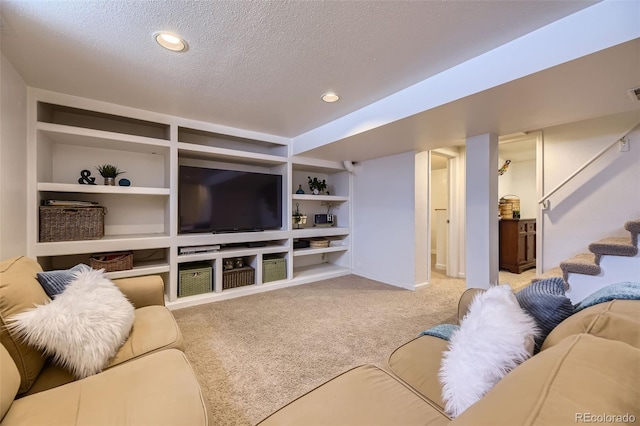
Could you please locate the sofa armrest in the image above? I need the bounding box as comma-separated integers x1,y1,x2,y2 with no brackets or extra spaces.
457,288,484,323
112,275,165,308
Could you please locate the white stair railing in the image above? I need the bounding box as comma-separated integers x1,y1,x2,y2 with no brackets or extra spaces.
538,120,640,209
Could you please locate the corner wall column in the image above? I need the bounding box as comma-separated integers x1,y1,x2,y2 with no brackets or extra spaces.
465,133,499,289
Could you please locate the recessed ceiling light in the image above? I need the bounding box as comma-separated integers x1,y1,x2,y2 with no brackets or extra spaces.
154,31,187,52
321,92,340,103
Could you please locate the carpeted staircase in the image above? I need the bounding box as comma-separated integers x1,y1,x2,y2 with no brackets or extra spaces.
533,218,640,303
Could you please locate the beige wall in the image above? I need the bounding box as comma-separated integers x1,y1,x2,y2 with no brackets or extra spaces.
0,54,28,259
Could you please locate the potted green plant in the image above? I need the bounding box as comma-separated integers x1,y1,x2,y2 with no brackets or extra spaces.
292,203,307,229
96,164,125,186
307,176,327,195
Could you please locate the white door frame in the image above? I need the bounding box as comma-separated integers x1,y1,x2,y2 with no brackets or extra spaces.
430,147,460,278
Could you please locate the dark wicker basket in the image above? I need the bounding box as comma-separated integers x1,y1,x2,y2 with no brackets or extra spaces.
39,206,105,242
89,251,133,272
223,266,255,290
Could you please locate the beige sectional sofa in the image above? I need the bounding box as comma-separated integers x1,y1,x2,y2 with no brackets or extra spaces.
259,294,640,425
0,256,209,425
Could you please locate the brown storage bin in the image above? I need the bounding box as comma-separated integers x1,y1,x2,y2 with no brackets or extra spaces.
39,206,105,242
89,251,133,272
223,266,255,290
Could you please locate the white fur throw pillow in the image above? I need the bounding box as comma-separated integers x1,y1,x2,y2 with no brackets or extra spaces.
439,285,538,417
8,266,134,379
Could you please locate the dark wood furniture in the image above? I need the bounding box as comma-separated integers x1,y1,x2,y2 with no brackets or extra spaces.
499,219,536,274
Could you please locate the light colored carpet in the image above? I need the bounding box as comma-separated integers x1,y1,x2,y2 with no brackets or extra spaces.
173,269,535,425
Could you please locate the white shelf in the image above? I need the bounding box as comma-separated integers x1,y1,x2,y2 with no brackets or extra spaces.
177,245,288,263
104,261,170,279
178,142,287,166
38,122,169,153
34,234,171,256
38,182,170,195
291,156,346,173
292,227,351,238
292,194,349,202
177,230,290,247
293,245,348,257
292,263,351,281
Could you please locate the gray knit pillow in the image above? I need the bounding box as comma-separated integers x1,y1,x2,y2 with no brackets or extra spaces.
515,277,574,352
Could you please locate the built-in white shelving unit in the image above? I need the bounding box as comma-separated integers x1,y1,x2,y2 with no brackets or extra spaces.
27,89,352,309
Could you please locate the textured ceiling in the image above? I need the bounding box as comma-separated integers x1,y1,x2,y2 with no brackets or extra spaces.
1,0,596,138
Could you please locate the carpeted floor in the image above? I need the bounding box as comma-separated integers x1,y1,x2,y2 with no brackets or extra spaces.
172,268,535,425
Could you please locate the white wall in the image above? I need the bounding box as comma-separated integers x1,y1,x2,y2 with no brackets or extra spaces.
541,111,640,270
498,159,537,219
465,133,499,288
0,54,28,259
352,151,424,289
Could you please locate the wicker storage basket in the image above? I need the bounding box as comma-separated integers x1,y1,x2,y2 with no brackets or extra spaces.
309,238,329,249
179,262,213,297
263,255,286,283
39,206,105,242
499,195,520,219
223,266,255,290
89,251,133,272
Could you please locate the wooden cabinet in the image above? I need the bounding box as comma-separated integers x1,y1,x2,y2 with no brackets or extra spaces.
499,219,536,273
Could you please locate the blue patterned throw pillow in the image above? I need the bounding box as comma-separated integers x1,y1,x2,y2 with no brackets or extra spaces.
515,277,574,352
36,264,89,299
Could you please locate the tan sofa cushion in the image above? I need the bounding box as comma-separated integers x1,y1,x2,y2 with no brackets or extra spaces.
0,345,20,421
22,304,184,396
2,349,209,426
258,364,450,426
452,334,640,425
0,257,48,393
385,335,450,413
541,299,640,351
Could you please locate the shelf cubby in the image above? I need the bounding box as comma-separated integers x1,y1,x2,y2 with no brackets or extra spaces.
38,102,170,140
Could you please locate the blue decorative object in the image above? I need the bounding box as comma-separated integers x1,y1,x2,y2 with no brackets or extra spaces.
295,185,305,194
118,178,131,186
36,264,89,299
420,323,459,341
574,281,640,313
515,277,574,352
78,169,96,185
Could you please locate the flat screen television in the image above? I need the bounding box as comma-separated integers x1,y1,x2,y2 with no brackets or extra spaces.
178,165,283,234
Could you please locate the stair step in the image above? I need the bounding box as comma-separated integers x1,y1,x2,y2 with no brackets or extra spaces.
560,252,601,277
625,218,640,235
589,237,638,257
531,266,563,282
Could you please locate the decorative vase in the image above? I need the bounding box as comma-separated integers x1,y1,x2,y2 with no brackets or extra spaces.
104,177,116,186
296,185,305,194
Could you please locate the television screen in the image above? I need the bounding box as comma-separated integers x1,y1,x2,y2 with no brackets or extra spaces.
179,166,283,234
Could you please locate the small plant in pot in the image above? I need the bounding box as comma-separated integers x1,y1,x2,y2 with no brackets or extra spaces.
307,176,327,195
96,164,125,186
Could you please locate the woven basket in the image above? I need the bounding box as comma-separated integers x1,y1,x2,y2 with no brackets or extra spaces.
263,256,286,283
179,263,213,297
223,266,255,290
39,206,105,242
309,238,329,249
89,251,134,272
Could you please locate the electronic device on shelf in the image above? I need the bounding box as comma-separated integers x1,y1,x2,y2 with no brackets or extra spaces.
178,165,283,234
314,214,335,227
179,245,221,255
